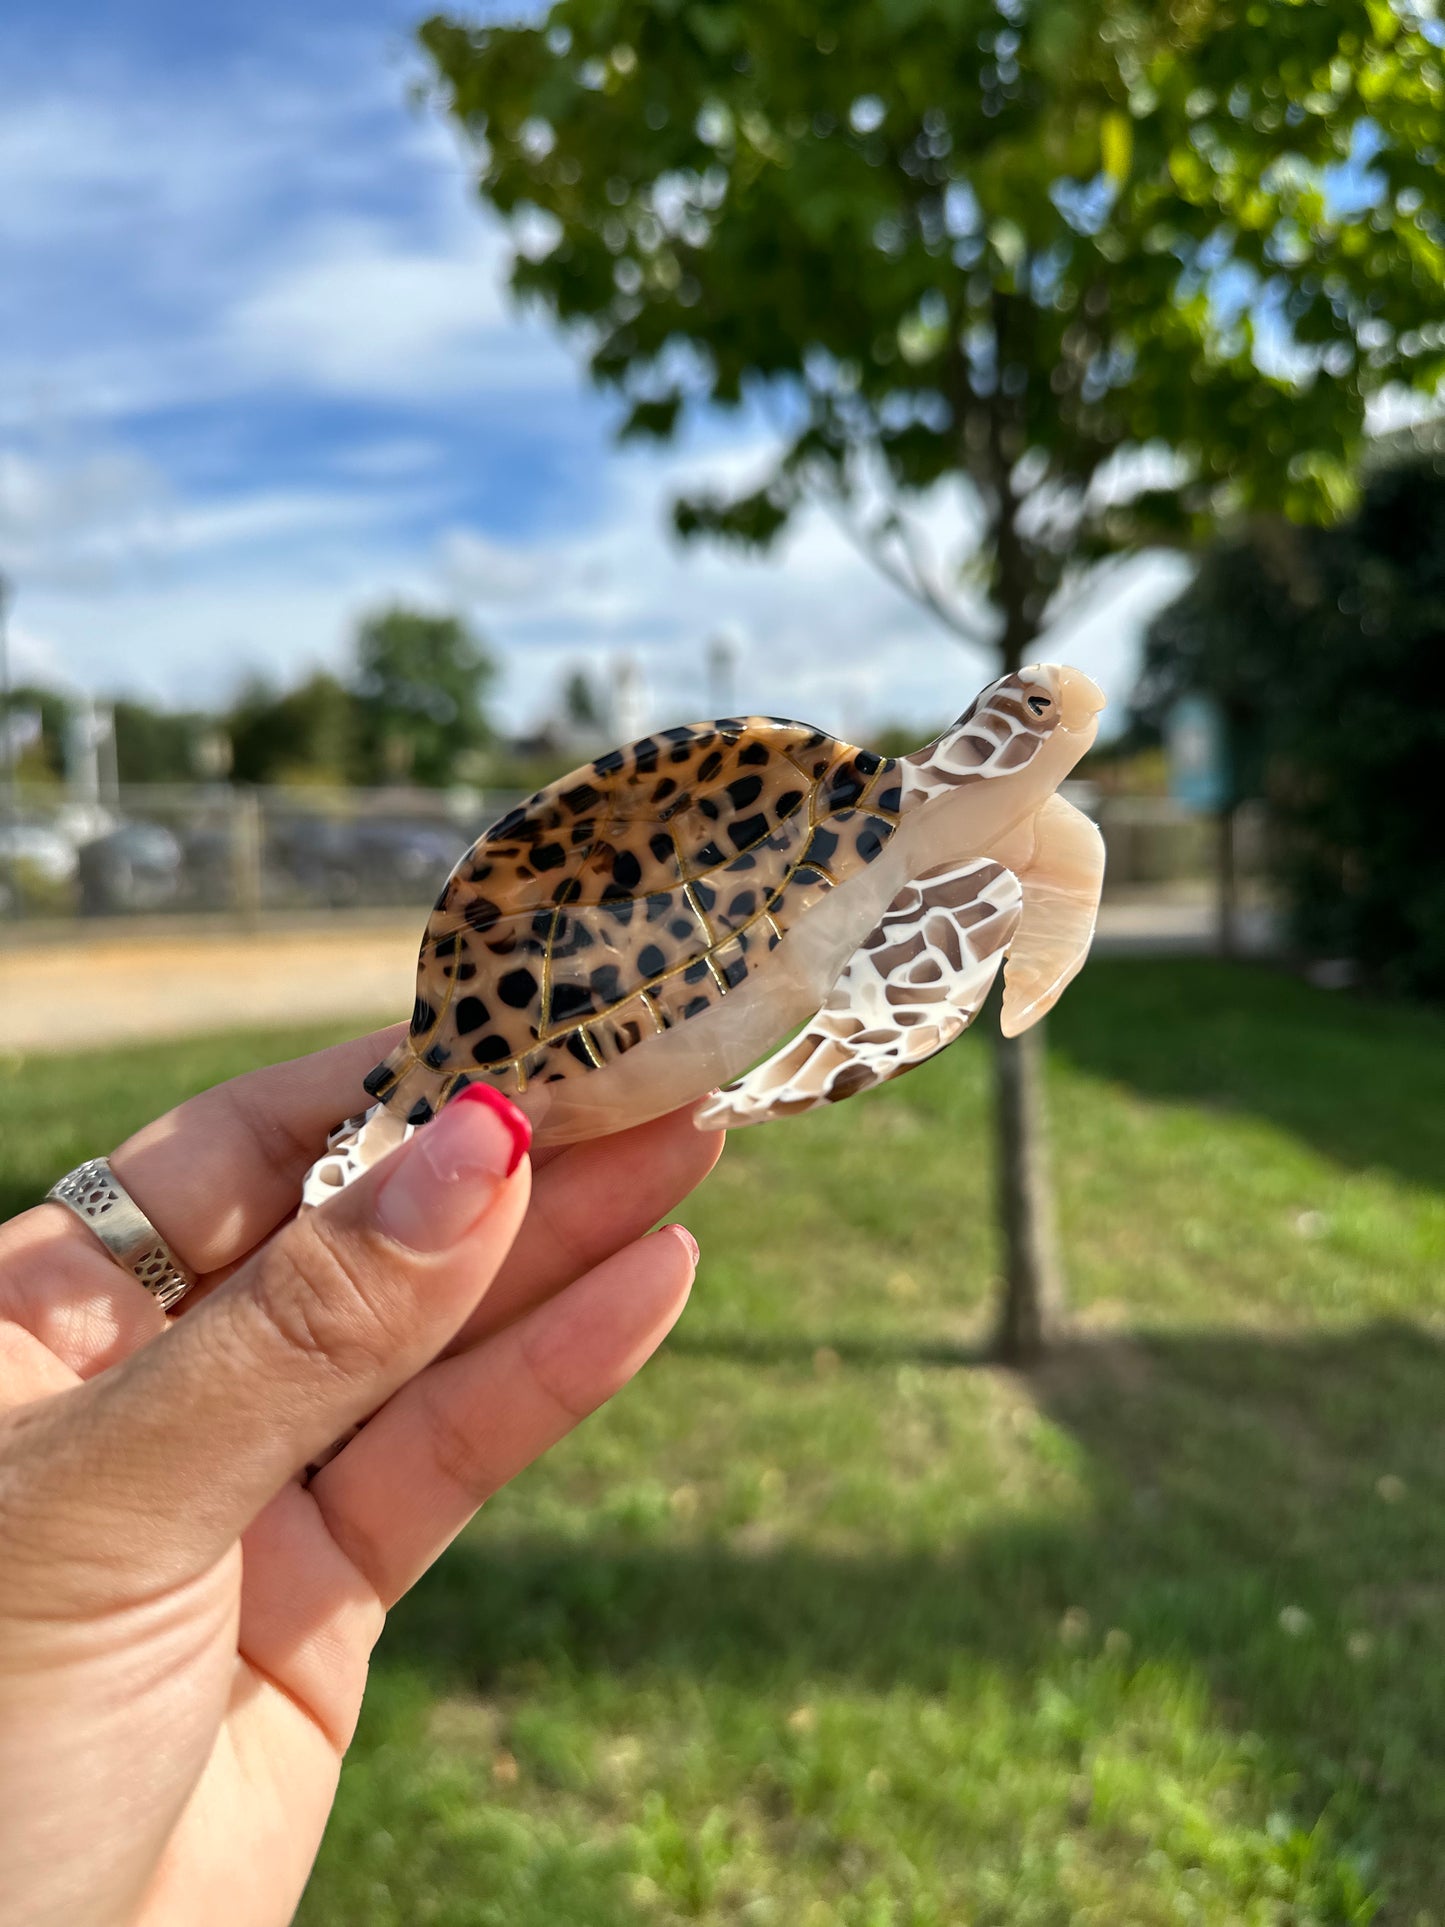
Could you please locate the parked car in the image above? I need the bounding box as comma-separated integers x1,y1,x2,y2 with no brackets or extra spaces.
76,822,184,915
348,817,459,901
0,819,79,884
264,814,365,908
265,812,459,908
0,818,82,917
176,822,240,911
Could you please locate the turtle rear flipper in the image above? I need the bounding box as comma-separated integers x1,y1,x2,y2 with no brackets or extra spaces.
298,1034,454,1205
300,1101,412,1206
299,1036,469,1205
996,794,1105,1038
697,857,1022,1128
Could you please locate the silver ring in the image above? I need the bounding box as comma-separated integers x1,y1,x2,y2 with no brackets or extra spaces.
47,1158,197,1312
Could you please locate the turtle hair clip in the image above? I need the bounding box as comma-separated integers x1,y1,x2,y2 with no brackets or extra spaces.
303,663,1105,1200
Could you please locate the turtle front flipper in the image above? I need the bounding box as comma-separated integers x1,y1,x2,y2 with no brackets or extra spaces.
994,794,1105,1038
697,857,1022,1128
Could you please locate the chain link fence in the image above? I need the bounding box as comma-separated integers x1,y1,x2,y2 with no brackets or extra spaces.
0,785,530,926
0,781,1267,930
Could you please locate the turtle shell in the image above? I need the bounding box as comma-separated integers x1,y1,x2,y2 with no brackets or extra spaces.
363,716,903,1126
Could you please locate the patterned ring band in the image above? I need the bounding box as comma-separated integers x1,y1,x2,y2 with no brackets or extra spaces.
47,1157,197,1312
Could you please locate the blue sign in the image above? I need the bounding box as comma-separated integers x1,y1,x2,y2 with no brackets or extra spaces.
1167,696,1231,813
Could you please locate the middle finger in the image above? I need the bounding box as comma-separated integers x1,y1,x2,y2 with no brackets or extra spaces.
443,1106,724,1353
0,1096,720,1384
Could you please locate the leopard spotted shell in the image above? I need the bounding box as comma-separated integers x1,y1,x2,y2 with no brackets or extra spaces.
363,717,902,1125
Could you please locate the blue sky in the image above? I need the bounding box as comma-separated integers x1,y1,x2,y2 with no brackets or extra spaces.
0,0,1188,738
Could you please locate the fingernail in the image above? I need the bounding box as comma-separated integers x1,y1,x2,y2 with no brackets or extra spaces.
450,1082,532,1175
376,1085,530,1252
667,1222,700,1269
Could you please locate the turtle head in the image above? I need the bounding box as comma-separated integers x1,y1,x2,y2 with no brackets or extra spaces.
901,664,1105,805
1031,663,1107,738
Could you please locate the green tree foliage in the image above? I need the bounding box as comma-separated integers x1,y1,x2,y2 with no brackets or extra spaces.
112,700,208,785
352,606,497,789
3,689,209,785
1143,452,1445,998
421,0,1444,663
226,673,358,787
563,665,604,732
1,684,70,783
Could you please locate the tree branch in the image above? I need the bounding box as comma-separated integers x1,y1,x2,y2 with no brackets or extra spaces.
748,379,1000,651
1039,551,1136,636
816,488,998,650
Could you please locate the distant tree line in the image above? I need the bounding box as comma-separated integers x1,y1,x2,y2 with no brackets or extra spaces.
3,606,497,792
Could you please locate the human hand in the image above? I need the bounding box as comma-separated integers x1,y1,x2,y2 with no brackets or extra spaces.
0,1029,721,1927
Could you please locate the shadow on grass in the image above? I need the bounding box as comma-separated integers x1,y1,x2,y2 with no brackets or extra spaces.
667,1327,990,1370
383,1320,1445,1912
1051,958,1445,1195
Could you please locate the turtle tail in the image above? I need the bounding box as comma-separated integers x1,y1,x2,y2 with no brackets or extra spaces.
362,1041,447,1128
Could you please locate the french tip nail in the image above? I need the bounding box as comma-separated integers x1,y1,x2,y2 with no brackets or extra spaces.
668,1222,701,1269
451,1082,532,1175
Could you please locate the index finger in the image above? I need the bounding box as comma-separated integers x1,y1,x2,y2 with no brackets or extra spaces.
100,1025,623,1273
0,1025,406,1378
103,1025,682,1271
0,1024,402,1303
107,1024,405,1271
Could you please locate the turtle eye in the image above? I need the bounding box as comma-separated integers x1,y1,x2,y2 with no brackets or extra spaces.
1026,694,1051,717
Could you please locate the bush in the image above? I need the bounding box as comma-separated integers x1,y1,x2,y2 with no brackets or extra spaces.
1142,454,1445,1000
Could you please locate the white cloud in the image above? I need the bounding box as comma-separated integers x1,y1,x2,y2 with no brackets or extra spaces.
0,19,1187,743
4,426,1188,740
6,621,71,691
160,485,423,556
0,34,564,424
435,442,1183,742
223,215,571,401
0,439,428,595
439,528,552,603
0,445,170,586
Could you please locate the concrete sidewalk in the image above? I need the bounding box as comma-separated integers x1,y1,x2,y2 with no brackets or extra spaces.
0,895,1276,1056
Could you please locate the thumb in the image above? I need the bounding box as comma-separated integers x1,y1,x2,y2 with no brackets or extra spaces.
3,1087,532,1596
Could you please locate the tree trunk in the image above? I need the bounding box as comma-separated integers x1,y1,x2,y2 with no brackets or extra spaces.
991,1018,1066,1362
974,312,1070,1360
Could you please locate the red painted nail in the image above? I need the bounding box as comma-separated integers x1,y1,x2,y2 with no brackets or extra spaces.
450,1082,532,1176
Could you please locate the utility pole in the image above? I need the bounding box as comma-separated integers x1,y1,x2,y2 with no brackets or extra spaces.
0,571,14,821
707,632,738,717
0,570,15,925
611,652,648,742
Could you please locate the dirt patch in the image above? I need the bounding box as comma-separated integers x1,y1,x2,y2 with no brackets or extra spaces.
1,919,417,1052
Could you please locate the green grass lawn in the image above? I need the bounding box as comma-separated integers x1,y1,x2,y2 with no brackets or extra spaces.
4,958,1444,1925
